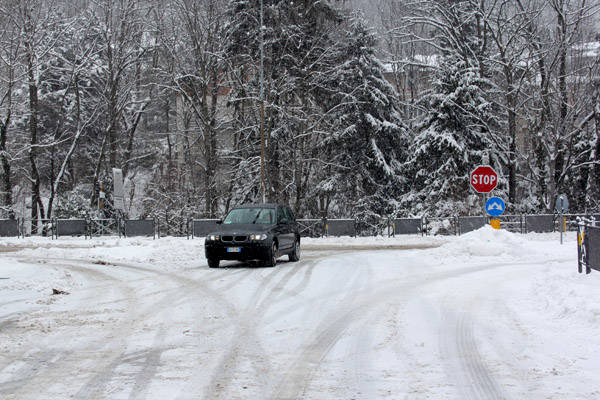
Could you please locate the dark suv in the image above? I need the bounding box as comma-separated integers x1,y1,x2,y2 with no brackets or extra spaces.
204,203,301,268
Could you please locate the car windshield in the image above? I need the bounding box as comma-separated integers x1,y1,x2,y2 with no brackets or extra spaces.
223,208,275,225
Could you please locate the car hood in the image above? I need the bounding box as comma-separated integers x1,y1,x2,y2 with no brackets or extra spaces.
208,224,272,235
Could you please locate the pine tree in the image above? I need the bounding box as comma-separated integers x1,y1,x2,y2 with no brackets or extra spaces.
403,57,492,216
319,14,407,233
401,0,495,217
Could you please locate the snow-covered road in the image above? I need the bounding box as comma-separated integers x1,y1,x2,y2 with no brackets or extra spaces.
0,228,598,399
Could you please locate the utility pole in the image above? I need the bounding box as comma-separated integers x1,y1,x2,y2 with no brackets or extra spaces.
259,0,266,203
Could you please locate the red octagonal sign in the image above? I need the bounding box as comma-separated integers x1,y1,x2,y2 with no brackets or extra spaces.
471,165,498,193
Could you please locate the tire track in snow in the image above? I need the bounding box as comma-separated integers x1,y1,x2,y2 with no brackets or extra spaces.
0,261,141,399
272,258,564,400
440,311,506,400
271,266,372,400
3,257,238,399
200,258,315,400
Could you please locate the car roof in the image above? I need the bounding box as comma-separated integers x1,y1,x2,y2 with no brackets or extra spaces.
231,203,280,210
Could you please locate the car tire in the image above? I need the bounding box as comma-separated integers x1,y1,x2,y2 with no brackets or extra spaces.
207,258,220,268
288,238,300,262
264,242,278,267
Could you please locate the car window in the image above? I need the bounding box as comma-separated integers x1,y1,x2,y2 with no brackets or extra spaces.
223,208,274,224
277,207,286,223
255,209,274,224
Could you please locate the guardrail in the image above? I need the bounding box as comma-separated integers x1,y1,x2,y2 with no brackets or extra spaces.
6,213,599,239
0,219,22,237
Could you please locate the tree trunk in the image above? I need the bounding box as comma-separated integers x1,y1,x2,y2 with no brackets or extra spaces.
0,113,12,217
26,39,44,233
507,94,517,204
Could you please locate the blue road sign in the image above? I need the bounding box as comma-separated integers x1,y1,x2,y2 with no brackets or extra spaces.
486,197,505,217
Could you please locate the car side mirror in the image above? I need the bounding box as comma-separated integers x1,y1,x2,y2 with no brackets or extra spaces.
280,218,288,224
216,219,223,225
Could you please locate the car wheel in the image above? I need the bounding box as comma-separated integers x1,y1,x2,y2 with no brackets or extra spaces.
288,238,300,262
264,242,277,267
207,258,220,268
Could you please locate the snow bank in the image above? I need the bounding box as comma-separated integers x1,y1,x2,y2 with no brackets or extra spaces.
535,267,600,327
1,227,573,268
438,225,529,258
9,237,206,269
430,225,574,264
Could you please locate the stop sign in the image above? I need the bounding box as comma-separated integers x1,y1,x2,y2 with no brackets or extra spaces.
471,165,498,193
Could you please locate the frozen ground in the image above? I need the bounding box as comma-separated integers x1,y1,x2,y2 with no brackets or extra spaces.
0,227,598,399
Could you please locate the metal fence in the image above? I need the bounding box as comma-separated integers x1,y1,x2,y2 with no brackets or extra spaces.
297,219,324,237
0,219,19,237
497,214,523,233
525,214,555,233
191,219,219,238
325,219,355,237
88,219,119,237
124,219,155,238
424,216,459,236
393,218,423,236
458,216,486,235
3,213,600,239
56,219,87,237
27,219,55,237
578,224,600,274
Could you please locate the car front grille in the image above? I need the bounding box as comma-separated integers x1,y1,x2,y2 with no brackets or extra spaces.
221,235,248,243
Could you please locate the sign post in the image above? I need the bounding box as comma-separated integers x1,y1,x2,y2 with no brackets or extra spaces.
471,165,499,223
555,194,569,245
113,168,125,212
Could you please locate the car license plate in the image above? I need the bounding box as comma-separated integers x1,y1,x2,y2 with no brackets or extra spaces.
227,247,241,253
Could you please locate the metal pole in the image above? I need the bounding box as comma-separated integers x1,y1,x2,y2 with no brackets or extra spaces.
560,212,563,245
259,0,266,203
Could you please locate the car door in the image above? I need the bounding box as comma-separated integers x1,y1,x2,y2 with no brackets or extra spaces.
285,206,298,241
276,206,293,250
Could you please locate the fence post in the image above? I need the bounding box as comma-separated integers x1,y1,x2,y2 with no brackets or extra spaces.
520,214,523,234
577,223,584,273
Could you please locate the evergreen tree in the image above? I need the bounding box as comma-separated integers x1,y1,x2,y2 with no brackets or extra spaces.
319,14,407,232
402,57,492,216
400,0,495,217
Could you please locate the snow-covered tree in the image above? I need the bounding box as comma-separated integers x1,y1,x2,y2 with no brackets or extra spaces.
224,0,342,215
400,0,495,216
318,14,407,232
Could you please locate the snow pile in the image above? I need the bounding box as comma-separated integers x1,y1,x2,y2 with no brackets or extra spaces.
9,234,449,269
533,259,600,328
0,263,74,294
302,234,447,248
12,237,206,269
433,225,533,261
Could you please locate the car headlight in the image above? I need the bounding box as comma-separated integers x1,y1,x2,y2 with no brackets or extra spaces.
206,235,219,241
250,234,267,240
